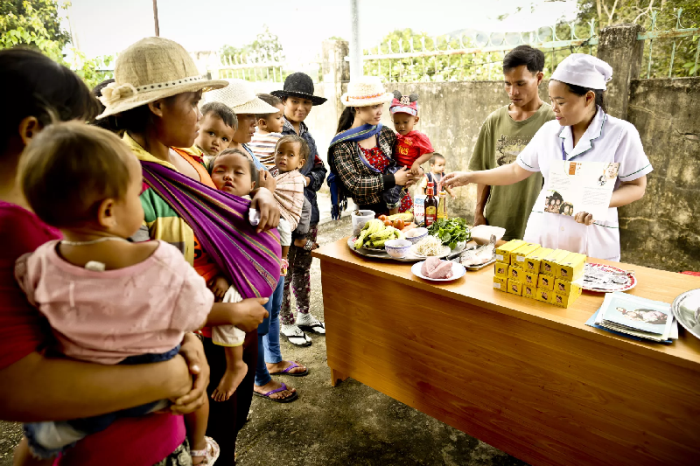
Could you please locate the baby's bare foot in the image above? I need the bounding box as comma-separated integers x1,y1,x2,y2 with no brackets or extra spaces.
211,362,248,402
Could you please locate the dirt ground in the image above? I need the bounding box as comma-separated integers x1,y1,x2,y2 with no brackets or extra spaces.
0,216,527,466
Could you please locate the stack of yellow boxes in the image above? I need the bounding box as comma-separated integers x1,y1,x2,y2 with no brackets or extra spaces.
492,240,587,308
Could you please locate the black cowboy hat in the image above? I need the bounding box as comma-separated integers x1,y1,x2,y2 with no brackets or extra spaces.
271,72,327,106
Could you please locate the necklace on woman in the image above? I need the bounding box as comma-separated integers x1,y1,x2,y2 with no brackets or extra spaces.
61,237,130,246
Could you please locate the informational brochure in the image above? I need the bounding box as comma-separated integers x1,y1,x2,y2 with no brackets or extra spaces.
544,161,619,221
593,292,677,343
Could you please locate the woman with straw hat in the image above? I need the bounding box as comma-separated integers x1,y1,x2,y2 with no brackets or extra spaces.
0,48,210,466
98,37,281,464
443,54,652,261
328,76,414,217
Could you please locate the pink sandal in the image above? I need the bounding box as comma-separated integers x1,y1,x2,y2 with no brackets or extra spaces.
191,436,220,465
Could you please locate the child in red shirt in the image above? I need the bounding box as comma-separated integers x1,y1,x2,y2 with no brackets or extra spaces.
390,91,434,213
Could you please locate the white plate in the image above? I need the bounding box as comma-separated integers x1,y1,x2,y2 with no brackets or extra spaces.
411,261,466,282
470,225,506,245
410,244,452,259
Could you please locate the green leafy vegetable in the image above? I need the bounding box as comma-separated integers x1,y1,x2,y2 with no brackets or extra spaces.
427,218,471,249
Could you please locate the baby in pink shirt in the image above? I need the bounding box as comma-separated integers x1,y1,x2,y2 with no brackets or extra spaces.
16,239,211,364
13,123,268,465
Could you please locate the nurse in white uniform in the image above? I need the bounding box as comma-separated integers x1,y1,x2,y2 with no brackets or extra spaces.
443,54,652,261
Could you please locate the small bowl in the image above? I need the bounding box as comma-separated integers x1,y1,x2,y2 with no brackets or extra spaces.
405,227,429,244
385,239,412,259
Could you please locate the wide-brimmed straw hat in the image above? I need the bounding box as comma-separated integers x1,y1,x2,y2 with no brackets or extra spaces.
341,76,394,107
203,79,279,114
97,37,228,119
271,72,326,106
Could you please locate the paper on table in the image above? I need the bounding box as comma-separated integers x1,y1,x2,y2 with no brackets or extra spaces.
544,161,619,221
586,310,674,344
594,292,677,342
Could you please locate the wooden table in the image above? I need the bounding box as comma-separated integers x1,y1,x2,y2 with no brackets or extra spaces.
313,239,700,466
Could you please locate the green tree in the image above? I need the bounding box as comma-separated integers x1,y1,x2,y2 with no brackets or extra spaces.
0,0,70,60
0,0,114,89
577,0,700,77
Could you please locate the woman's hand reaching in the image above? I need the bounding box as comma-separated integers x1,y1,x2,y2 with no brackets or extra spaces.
440,171,472,189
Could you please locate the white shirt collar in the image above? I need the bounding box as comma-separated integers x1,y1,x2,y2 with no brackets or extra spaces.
559,106,607,160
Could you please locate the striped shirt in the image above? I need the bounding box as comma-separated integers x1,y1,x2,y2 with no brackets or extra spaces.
249,131,282,168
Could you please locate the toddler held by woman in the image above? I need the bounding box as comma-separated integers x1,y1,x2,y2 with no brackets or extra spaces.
15,123,268,466
390,91,434,212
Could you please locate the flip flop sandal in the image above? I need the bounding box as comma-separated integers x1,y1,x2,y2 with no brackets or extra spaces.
254,382,298,403
298,321,325,335
191,436,220,465
269,361,309,377
282,329,312,347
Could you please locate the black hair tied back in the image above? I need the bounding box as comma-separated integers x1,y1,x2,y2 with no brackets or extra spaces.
565,83,606,112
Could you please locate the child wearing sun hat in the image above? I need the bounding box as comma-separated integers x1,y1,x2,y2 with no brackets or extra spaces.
389,91,435,212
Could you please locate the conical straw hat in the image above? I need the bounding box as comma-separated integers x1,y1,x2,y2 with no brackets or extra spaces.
97,37,228,119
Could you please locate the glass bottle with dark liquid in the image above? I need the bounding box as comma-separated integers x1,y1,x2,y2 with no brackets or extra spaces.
424,182,438,228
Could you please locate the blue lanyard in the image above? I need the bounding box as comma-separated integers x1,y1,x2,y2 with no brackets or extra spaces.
561,140,566,161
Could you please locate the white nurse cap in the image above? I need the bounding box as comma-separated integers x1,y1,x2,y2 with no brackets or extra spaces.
551,54,613,90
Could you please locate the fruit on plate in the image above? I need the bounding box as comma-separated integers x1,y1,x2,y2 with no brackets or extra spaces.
387,213,413,222
354,219,405,249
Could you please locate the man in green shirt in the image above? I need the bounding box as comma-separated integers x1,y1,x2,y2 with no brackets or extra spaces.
468,45,555,240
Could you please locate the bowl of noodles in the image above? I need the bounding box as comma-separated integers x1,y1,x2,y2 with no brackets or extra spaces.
411,235,451,258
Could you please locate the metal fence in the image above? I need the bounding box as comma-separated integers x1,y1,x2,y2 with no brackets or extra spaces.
193,50,322,83
361,10,699,83
640,9,699,78
361,21,599,82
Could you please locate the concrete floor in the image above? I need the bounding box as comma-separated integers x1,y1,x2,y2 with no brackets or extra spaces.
0,196,527,465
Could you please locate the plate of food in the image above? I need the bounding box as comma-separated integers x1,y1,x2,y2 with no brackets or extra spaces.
458,235,497,270
410,235,451,259
412,257,466,282
582,263,637,293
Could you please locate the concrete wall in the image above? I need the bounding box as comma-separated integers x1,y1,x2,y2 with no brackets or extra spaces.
622,77,700,271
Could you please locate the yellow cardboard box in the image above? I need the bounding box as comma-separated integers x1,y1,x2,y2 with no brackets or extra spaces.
538,274,555,290
493,276,508,292
553,286,583,308
522,283,536,299
508,265,523,282
495,240,526,265
513,243,541,267
557,252,587,281
535,288,554,304
541,249,569,275
522,247,553,274
554,277,583,295
507,279,523,296
523,270,539,287
494,262,509,279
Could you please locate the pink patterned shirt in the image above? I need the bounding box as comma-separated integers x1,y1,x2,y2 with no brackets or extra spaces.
15,240,213,365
